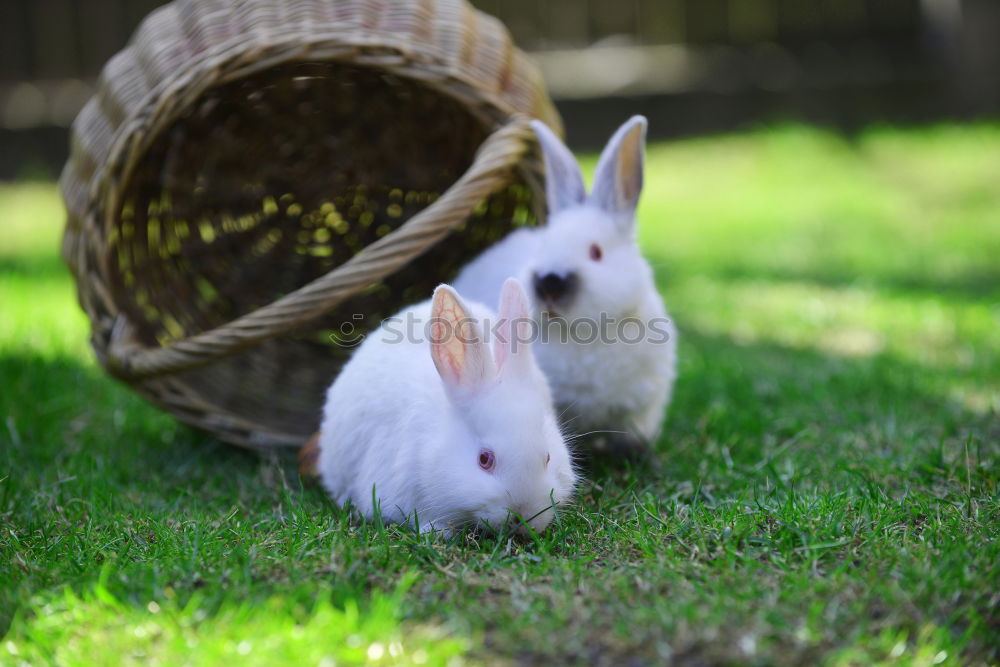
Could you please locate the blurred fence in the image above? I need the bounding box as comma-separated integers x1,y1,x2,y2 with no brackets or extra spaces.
0,0,948,80
1,0,998,177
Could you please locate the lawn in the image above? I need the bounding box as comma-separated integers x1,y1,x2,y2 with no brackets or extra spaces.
1,123,998,665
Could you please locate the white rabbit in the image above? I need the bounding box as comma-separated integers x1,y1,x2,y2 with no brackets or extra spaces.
317,278,577,535
453,116,676,448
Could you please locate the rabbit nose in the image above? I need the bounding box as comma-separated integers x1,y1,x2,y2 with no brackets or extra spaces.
533,272,578,303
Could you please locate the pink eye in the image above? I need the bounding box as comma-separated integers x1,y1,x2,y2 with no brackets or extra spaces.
478,448,496,473
589,244,603,261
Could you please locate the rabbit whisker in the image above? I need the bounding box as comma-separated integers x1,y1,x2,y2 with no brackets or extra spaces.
572,429,630,438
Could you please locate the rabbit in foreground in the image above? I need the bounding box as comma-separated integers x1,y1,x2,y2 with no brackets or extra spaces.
317,279,577,535
453,116,677,448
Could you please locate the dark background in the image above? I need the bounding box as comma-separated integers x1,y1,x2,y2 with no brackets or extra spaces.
1,0,999,179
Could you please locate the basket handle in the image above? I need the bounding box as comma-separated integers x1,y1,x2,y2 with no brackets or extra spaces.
105,116,537,380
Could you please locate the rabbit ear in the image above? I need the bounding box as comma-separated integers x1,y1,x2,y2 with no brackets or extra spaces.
430,285,494,397
493,278,534,376
589,115,647,225
531,120,586,216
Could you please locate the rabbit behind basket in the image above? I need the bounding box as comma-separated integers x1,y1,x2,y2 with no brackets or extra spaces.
317,279,577,535
453,116,677,449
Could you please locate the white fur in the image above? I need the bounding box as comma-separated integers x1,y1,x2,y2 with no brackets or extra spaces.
453,116,677,444
317,279,576,535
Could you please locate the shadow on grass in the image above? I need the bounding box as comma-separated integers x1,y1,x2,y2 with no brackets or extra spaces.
585,326,995,494
697,328,990,469
0,254,70,281
0,353,266,487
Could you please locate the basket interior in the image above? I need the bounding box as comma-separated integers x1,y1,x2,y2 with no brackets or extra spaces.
108,61,540,444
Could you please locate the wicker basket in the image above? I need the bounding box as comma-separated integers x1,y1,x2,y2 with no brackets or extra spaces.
60,0,561,449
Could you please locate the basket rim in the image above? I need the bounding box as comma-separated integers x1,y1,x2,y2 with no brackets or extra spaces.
62,0,561,226
98,39,548,241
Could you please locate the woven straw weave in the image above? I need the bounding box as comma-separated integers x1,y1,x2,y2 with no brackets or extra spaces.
60,0,562,448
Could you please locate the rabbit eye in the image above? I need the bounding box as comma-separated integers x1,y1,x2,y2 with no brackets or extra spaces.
478,448,496,473
545,453,551,468
589,244,603,261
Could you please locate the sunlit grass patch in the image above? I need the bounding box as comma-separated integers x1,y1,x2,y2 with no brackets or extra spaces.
639,124,1000,297
0,274,88,358
0,183,64,258
4,575,468,666
668,275,999,371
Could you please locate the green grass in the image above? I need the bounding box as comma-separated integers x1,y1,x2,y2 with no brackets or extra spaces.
2,123,998,665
